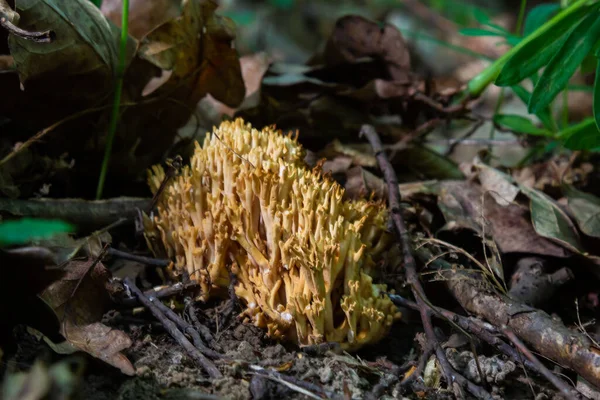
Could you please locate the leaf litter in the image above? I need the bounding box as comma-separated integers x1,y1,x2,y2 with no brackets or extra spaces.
2,1,600,399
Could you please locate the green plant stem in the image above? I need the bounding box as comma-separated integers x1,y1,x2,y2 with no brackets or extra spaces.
488,0,526,147
466,0,591,98
515,0,527,34
96,0,129,199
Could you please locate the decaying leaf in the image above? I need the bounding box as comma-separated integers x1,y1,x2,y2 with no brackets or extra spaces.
564,184,600,239
321,15,411,82
429,180,569,258
101,0,181,40
518,184,583,253
40,259,133,375
344,166,387,200
139,0,245,107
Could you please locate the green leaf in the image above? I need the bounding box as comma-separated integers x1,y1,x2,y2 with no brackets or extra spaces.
459,28,507,37
523,4,560,36
493,114,553,136
560,118,600,150
510,85,555,131
518,184,583,253
495,5,591,87
580,53,598,74
88,0,102,7
473,8,491,25
529,12,600,114
0,219,74,247
563,184,600,238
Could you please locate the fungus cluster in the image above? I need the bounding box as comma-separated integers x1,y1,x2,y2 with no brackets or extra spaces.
143,118,400,350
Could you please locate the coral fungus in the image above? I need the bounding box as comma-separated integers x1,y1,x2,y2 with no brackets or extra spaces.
143,118,400,350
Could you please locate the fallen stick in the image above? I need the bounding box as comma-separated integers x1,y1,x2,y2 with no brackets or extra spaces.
361,124,491,399
123,277,222,378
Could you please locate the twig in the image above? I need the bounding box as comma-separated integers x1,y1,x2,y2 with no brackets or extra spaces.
151,296,223,360
184,297,216,347
360,124,491,399
123,277,222,378
417,247,600,391
249,365,334,400
118,281,199,307
500,326,580,400
399,344,433,388
219,265,240,328
0,15,54,43
0,197,151,228
107,247,170,267
389,294,540,373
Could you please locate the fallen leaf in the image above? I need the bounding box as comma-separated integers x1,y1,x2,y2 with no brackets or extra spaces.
344,166,387,200
564,185,600,239
519,184,583,253
434,181,569,258
473,160,519,206
101,0,181,40
322,15,411,81
139,0,245,107
319,139,377,167
40,259,133,375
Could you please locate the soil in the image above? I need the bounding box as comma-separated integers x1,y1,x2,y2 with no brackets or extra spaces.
6,302,562,400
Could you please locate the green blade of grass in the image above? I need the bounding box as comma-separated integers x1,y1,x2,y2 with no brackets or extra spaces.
96,0,129,199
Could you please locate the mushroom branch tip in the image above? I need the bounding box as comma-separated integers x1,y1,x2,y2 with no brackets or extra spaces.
143,118,401,350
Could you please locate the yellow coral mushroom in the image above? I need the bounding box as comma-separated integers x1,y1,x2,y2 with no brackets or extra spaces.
143,118,400,350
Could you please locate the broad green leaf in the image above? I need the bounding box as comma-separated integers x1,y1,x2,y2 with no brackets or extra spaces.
473,8,491,25
510,85,555,130
560,118,600,150
529,12,600,114
594,60,600,132
493,114,553,136
518,184,583,253
563,184,600,238
580,53,598,75
8,0,136,84
523,4,560,36
89,0,102,7
0,219,74,247
495,5,591,86
459,28,507,37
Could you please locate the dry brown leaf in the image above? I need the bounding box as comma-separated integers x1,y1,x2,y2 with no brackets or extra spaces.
439,181,569,258
139,0,244,107
322,15,411,81
101,0,181,40
40,260,133,375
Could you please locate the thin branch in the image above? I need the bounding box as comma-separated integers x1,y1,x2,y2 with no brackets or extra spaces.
501,326,580,400
107,247,170,267
123,277,222,378
360,124,491,400
118,281,199,307
0,15,54,43
151,296,223,360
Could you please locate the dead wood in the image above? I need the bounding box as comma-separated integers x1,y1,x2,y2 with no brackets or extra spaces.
444,267,600,390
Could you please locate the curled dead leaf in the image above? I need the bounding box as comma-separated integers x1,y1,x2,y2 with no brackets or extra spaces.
40,259,133,375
